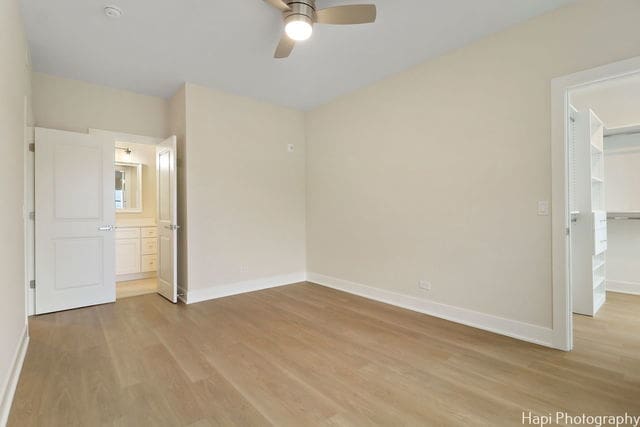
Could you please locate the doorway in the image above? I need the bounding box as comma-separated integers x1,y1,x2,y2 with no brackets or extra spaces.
551,55,640,350
30,128,178,315
110,135,161,299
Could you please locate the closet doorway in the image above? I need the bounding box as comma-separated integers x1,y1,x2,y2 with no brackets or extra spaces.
556,67,640,350
569,75,640,303
32,128,178,314
552,56,640,351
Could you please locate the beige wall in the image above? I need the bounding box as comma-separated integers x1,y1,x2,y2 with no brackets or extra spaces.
0,0,31,419
183,83,306,291
305,0,640,329
32,72,168,138
115,142,157,222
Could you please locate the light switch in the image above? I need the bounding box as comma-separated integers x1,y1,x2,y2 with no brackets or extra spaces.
537,201,550,216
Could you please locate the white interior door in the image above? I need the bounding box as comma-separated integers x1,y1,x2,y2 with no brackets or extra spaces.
35,128,115,314
156,136,178,303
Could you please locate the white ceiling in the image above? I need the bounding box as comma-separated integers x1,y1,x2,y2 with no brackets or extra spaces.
21,0,575,110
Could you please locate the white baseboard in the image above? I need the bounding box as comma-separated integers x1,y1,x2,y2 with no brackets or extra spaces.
307,273,554,348
27,288,34,316
185,272,307,304
607,280,640,295
0,323,29,427
177,285,188,304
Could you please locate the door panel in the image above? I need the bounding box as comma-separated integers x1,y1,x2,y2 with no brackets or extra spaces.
156,136,178,303
54,144,103,219
35,128,115,314
54,238,102,289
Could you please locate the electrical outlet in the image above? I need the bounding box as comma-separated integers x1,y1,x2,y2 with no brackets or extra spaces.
418,280,431,291
239,265,249,273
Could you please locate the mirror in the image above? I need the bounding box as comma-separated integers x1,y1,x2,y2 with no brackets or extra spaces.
115,162,142,212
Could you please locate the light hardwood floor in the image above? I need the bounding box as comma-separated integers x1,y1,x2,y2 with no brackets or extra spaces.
8,283,640,426
116,278,158,299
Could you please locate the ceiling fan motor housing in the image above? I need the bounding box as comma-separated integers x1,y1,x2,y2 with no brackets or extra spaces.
284,0,316,27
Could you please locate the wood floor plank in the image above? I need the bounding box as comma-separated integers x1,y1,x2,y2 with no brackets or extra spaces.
8,283,640,426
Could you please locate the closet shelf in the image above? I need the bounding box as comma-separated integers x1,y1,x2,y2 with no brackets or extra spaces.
594,293,606,312
593,276,605,290
572,108,606,316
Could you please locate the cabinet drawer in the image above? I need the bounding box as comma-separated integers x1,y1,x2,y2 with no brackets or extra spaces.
141,255,157,272
116,228,140,240
141,238,157,255
141,227,158,238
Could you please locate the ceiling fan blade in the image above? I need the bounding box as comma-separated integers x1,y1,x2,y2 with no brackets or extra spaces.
315,4,376,25
263,0,291,12
274,35,295,58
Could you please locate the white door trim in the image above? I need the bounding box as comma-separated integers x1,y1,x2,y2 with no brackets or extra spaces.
88,129,163,146
551,55,640,351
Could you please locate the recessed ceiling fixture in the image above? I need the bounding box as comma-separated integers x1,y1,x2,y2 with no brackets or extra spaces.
104,5,123,18
263,0,376,58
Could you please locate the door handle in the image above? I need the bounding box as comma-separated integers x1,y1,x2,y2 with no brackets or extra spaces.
164,224,180,231
98,225,114,231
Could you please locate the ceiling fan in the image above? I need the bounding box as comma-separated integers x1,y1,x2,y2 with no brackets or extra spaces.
263,0,377,58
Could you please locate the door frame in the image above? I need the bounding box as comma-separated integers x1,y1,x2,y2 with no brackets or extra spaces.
551,55,640,351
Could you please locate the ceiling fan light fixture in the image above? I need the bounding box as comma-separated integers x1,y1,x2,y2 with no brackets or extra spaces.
104,5,123,18
285,15,313,41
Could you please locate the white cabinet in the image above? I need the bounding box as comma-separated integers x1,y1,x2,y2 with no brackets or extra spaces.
116,239,140,275
115,225,157,279
571,108,606,316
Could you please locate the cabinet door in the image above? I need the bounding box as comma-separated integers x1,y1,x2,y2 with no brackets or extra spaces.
116,238,141,275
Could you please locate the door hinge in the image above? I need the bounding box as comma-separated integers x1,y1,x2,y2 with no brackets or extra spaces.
29,143,35,152
28,211,35,220
29,280,36,289
566,227,571,236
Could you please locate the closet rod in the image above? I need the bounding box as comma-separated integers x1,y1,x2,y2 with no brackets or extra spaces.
607,216,640,220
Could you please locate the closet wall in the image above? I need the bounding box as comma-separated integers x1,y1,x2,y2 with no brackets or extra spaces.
603,133,640,294
169,84,306,300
